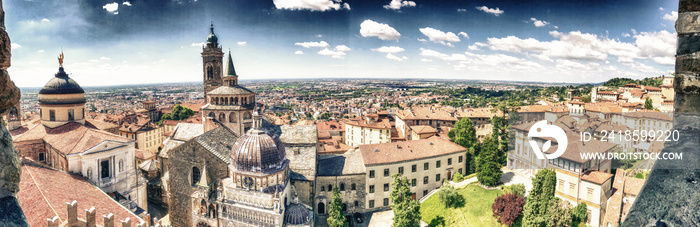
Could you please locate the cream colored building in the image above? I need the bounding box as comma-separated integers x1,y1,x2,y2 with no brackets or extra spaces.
359,137,466,210
344,117,391,147
394,106,456,139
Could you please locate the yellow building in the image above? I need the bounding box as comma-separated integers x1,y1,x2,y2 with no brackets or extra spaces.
344,117,391,147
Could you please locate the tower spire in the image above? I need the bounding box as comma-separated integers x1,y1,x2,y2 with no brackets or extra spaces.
225,50,236,77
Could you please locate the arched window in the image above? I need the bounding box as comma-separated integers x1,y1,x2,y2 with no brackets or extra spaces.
192,167,201,186
340,183,345,191
229,112,237,123
351,183,356,190
208,112,216,119
234,97,239,105
118,159,124,172
206,65,213,80
219,113,226,122
208,204,216,218
244,112,252,120
321,186,325,191
341,203,347,212
354,200,359,207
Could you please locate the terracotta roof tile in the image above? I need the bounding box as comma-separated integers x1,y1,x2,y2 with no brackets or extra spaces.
359,137,465,166
581,170,613,185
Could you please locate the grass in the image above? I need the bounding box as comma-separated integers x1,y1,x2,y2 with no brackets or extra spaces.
420,183,504,227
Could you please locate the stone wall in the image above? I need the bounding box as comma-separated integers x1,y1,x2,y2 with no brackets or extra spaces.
622,0,700,226
314,174,366,215
167,140,229,227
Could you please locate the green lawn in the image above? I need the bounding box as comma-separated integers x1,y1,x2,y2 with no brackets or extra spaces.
420,183,504,227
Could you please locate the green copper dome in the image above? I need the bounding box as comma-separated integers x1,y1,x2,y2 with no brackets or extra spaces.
206,23,218,44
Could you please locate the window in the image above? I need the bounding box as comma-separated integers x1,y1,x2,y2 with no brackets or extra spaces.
340,183,345,191
424,162,429,170
321,186,325,192
423,176,429,184
423,190,428,196
68,109,74,121
369,170,375,178
354,201,359,208
100,160,110,179
192,167,200,186
587,187,594,201
460,155,464,163
411,164,417,172
384,168,390,177
383,198,389,206
328,184,332,191
448,158,452,165
398,167,404,175
384,183,389,192
411,179,416,187
586,209,592,224
569,182,576,195
118,159,124,172
38,153,45,162
351,183,356,190
49,110,55,121
436,174,441,182
436,160,441,168
369,200,375,208
369,185,375,193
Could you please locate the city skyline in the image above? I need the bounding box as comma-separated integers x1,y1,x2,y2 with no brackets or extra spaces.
5,0,678,87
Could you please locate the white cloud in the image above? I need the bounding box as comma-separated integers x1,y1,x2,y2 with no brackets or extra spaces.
191,42,205,47
360,20,401,41
41,18,50,23
417,38,427,42
295,41,330,48
99,56,111,61
383,0,416,10
38,50,45,53
103,2,119,13
419,48,467,61
11,43,21,49
659,7,664,11
294,50,304,55
386,53,408,61
421,58,432,62
634,30,676,65
316,34,323,38
457,8,467,12
458,32,469,39
663,11,678,21
530,18,549,27
318,48,347,59
622,33,630,37
371,46,405,53
419,27,460,46
467,42,487,51
475,6,503,16
123,1,132,6
237,41,247,46
335,45,351,51
273,0,350,11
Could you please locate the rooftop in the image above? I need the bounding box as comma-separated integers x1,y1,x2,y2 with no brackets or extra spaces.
359,137,465,166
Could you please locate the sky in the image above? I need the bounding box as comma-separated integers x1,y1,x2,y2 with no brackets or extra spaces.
4,0,679,87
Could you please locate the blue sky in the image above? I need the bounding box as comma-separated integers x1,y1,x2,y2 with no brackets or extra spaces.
5,0,678,87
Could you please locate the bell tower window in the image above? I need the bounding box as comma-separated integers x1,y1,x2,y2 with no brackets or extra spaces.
206,65,213,80
49,110,55,121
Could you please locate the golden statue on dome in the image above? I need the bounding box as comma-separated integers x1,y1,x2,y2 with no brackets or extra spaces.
58,52,64,67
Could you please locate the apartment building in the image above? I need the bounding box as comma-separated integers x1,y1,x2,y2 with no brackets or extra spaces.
344,117,392,147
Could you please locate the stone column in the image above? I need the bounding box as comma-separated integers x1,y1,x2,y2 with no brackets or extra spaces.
622,0,700,226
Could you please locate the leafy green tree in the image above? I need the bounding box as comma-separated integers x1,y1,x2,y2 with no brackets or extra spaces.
508,183,526,198
437,183,464,208
547,198,573,227
580,95,591,103
571,203,588,227
644,97,654,110
477,137,503,187
451,172,464,182
450,117,477,149
327,187,348,227
390,174,421,227
521,169,557,227
160,104,195,123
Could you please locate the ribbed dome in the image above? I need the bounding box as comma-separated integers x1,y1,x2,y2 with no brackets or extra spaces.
284,203,312,226
39,67,85,95
230,129,287,173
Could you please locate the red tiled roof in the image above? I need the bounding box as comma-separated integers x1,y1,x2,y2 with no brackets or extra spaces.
411,125,437,134
14,122,132,155
359,137,465,166
581,170,613,185
17,159,143,226
134,149,154,160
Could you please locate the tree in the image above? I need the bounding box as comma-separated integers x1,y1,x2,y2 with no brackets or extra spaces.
644,97,654,110
521,169,557,227
437,184,464,208
450,117,477,149
580,95,591,103
492,193,526,226
327,187,348,227
477,137,503,187
390,174,421,227
160,104,195,123
547,198,573,227
451,172,464,182
507,183,526,198
571,203,588,227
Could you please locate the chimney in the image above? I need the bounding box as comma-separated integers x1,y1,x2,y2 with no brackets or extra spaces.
67,200,78,226
86,207,97,227
143,213,151,227
47,216,60,227
121,218,131,227
103,213,115,227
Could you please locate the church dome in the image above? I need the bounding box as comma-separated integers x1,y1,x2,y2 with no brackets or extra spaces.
206,24,218,44
230,129,287,173
39,67,85,95
284,203,312,226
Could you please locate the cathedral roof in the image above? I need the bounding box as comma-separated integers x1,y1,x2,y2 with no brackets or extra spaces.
207,85,255,95
39,67,85,95
224,51,237,77
230,129,288,174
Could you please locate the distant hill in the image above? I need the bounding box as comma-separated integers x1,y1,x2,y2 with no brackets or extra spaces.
603,77,663,88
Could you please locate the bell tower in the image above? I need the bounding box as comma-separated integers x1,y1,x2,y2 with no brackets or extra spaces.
202,23,224,98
